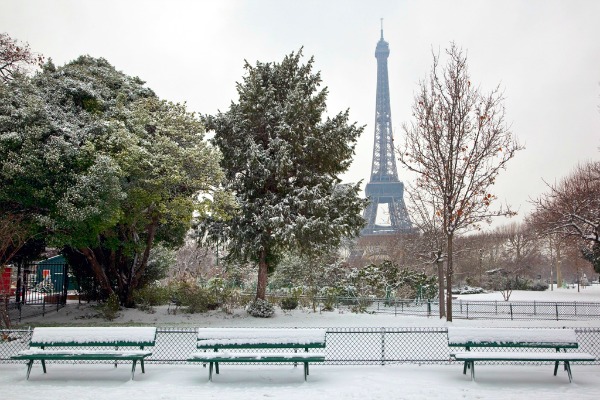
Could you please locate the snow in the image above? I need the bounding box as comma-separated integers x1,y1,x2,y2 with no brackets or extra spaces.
16,349,152,357
451,351,596,361
30,327,157,345
195,328,326,346
447,327,578,345
3,287,600,399
2,363,599,400
188,351,325,360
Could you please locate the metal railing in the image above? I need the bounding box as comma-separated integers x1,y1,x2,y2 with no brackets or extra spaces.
365,298,600,320
2,327,599,365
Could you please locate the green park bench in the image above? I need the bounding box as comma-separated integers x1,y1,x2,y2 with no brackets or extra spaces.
447,327,596,382
11,327,157,380
187,328,327,381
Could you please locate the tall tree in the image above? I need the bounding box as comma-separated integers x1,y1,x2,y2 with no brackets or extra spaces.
0,56,223,306
531,161,600,273
398,43,522,321
205,50,366,303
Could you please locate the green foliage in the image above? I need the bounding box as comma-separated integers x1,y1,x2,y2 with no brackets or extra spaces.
170,281,218,314
133,284,170,312
97,292,120,321
246,298,275,318
280,296,299,310
319,286,340,311
203,49,366,299
0,56,224,306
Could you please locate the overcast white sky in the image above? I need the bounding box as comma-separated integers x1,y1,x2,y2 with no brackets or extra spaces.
2,0,599,229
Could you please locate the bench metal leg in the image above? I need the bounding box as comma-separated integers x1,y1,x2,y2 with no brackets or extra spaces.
470,362,475,381
140,359,145,374
565,361,573,383
131,360,137,380
41,360,47,374
462,361,469,375
26,360,34,380
208,362,214,381
304,362,308,381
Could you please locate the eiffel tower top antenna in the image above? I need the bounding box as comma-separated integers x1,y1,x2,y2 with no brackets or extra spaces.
380,18,384,39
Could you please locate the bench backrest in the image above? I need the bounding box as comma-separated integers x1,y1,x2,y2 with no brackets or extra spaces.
30,327,157,347
195,328,326,348
447,327,579,348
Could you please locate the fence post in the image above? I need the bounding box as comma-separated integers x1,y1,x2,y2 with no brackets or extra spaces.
394,300,397,316
42,297,45,317
427,300,431,316
534,301,536,316
556,303,559,321
466,303,469,319
510,304,513,320
381,327,386,366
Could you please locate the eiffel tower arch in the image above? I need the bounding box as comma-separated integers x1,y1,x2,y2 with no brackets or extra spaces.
361,26,412,236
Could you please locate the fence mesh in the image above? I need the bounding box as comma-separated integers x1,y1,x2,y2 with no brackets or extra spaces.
2,327,599,366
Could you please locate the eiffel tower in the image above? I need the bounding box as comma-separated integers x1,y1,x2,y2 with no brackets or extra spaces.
361,25,412,236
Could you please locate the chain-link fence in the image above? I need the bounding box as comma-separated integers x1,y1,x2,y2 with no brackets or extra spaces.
342,298,600,321
2,327,599,365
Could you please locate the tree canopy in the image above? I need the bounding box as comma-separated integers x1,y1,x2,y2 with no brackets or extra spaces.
0,56,223,305
204,49,366,302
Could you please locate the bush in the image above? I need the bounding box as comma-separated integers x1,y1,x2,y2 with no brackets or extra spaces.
280,296,298,310
246,298,275,318
133,284,170,312
170,282,219,314
530,281,549,291
97,292,120,321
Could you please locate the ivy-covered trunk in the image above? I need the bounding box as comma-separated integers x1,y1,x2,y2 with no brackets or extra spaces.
256,248,268,300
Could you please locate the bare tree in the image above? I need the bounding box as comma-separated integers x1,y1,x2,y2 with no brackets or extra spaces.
0,33,44,83
398,43,522,321
531,161,600,273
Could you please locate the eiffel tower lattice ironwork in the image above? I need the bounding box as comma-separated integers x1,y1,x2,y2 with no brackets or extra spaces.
361,26,412,236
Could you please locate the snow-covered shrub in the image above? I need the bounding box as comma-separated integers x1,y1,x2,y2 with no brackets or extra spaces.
280,296,298,310
530,281,549,291
246,298,275,318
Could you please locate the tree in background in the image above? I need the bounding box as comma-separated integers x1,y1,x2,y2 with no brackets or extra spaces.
205,50,366,306
531,161,600,273
0,56,223,306
398,43,522,321
0,32,44,83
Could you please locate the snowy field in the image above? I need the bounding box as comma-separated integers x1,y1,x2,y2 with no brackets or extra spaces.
3,286,600,399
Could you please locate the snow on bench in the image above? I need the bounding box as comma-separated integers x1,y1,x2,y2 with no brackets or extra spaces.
447,327,595,382
188,328,327,381
447,327,579,348
12,327,157,380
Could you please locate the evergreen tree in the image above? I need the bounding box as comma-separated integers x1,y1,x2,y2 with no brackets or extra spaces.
0,56,223,306
205,50,366,302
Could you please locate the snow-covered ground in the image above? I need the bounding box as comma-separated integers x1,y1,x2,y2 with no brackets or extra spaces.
16,285,600,329
3,287,600,399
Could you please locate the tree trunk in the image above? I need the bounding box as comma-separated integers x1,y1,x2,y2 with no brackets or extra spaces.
256,248,268,300
80,247,114,296
445,234,454,321
436,254,446,318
